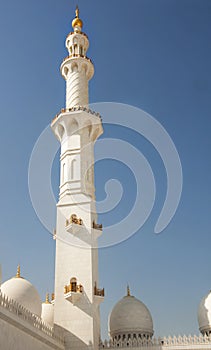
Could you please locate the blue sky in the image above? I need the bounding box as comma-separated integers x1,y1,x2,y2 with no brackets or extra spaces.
0,0,211,340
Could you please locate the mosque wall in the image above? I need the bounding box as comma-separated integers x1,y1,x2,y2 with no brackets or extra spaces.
0,300,64,350
100,335,211,350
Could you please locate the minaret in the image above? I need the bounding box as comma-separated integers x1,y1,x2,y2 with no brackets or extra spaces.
51,7,104,350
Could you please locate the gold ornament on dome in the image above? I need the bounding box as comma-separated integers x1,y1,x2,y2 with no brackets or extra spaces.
72,5,83,30
15,265,21,278
45,293,51,304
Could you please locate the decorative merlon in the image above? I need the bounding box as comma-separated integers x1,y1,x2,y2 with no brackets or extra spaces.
100,334,211,349
0,291,64,345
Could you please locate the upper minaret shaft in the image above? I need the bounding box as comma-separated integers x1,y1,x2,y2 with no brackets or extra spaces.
60,7,94,108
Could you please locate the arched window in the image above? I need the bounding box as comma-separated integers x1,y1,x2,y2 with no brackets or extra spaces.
70,277,77,292
64,67,69,77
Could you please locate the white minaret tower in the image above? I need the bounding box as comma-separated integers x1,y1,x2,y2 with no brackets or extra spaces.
51,7,104,350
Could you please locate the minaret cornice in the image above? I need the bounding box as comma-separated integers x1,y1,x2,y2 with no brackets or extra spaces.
66,31,88,40
60,55,94,81
51,109,103,143
62,55,93,64
52,105,102,123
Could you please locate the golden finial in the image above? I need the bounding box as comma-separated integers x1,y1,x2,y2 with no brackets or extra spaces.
72,5,83,30
45,293,50,304
16,265,21,278
75,5,79,18
127,284,131,297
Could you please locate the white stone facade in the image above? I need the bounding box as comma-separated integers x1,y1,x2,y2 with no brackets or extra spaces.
60,22,94,109
1,7,211,350
0,291,64,350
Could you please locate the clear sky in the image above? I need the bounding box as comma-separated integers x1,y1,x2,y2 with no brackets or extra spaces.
0,0,211,341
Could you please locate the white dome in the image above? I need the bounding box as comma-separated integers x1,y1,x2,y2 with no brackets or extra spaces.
1,274,42,317
198,290,211,334
109,293,153,339
41,302,54,327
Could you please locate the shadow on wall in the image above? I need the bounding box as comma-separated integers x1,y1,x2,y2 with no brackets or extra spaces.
54,324,95,350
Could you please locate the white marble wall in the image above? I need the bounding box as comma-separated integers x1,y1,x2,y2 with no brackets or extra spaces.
0,308,64,350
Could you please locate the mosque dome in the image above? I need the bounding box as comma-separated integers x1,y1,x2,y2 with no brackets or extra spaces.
41,294,54,327
198,290,211,335
0,266,42,317
109,287,154,340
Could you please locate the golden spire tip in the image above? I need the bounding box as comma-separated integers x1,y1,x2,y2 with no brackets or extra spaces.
45,293,50,304
72,5,83,30
16,265,21,278
75,5,79,18
127,284,131,297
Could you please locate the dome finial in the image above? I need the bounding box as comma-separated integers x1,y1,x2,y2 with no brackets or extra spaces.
127,284,131,297
75,5,79,18
72,5,83,31
45,293,50,304
16,265,21,278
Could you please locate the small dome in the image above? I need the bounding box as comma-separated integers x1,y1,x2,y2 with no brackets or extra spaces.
72,18,83,30
109,288,153,340
0,267,42,317
41,294,54,327
198,290,211,334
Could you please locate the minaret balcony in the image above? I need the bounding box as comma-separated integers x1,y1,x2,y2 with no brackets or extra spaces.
65,223,103,245
66,31,88,39
66,222,84,235
64,283,83,304
65,214,103,244
51,107,103,144
66,214,84,235
92,221,103,239
56,106,101,119
62,54,93,64
60,55,94,81
94,283,104,304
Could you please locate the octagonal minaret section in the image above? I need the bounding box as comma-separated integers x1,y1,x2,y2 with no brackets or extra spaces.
61,6,94,108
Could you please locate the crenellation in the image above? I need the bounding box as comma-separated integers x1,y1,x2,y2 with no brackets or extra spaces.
99,334,211,349
0,291,64,344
